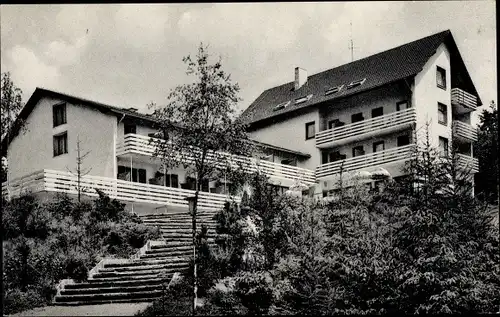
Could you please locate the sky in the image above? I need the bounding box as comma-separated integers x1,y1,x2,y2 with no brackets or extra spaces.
0,2,496,124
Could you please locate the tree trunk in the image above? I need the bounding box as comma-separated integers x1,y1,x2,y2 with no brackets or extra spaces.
192,178,200,316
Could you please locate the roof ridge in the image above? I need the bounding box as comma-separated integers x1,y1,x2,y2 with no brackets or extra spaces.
309,29,450,80
35,87,151,116
242,29,451,106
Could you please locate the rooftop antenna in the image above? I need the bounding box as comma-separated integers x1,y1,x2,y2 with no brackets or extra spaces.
348,20,358,62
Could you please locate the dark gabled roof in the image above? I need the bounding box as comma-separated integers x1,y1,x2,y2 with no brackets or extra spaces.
240,30,482,127
1,88,162,155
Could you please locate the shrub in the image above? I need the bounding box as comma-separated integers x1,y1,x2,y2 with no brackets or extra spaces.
2,194,39,240
3,288,46,315
2,191,159,315
61,248,94,283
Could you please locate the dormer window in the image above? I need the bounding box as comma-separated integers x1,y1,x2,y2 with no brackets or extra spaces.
273,101,290,112
325,85,344,96
347,78,366,89
295,94,313,104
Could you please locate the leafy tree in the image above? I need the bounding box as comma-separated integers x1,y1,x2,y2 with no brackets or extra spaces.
149,43,253,314
390,124,500,314
1,72,24,183
475,100,498,204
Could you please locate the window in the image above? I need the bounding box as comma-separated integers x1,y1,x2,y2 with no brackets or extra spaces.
351,112,364,123
321,152,328,164
281,158,297,166
347,78,366,89
273,101,290,112
53,103,67,127
328,120,336,130
371,107,384,118
295,94,313,104
53,132,68,156
439,137,449,157
397,135,410,147
325,85,344,96
330,151,346,162
124,123,137,134
438,103,448,125
117,166,147,183
436,66,446,89
373,141,385,153
164,174,179,188
328,119,344,129
305,121,315,140
322,151,345,164
352,146,365,157
397,101,409,111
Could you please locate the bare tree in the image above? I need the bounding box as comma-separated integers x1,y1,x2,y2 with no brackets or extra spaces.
66,135,92,202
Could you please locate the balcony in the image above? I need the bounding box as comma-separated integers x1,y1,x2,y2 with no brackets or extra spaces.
117,133,316,186
457,154,479,173
316,144,414,179
2,169,240,211
451,88,477,114
452,120,478,142
316,108,416,148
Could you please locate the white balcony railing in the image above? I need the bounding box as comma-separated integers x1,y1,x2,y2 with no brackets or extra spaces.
2,169,240,211
116,133,316,185
316,108,416,148
452,120,478,142
316,144,415,179
451,88,477,111
457,154,479,173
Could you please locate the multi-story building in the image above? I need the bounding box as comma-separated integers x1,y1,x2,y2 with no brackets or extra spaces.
240,29,480,197
1,30,480,211
1,88,315,215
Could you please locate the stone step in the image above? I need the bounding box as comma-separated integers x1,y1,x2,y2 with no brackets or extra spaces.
146,244,192,252
143,214,216,219
147,243,215,252
140,250,192,258
92,267,187,279
60,284,163,295
143,221,217,227
53,297,158,306
162,236,215,242
99,261,188,273
159,227,217,232
64,277,166,289
105,257,188,268
149,242,187,247
54,290,163,303
161,232,210,238
139,253,191,261
140,212,217,218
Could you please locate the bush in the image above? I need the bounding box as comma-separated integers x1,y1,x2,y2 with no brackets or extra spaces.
2,192,161,315
137,281,192,316
63,248,93,282
3,288,46,315
2,194,40,240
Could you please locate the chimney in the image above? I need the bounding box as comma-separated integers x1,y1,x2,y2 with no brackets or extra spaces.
294,67,307,90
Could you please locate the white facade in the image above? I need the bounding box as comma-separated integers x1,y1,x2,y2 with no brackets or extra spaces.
8,97,117,180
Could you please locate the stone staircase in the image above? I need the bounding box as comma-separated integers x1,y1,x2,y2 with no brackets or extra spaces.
141,211,218,246
53,210,218,305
